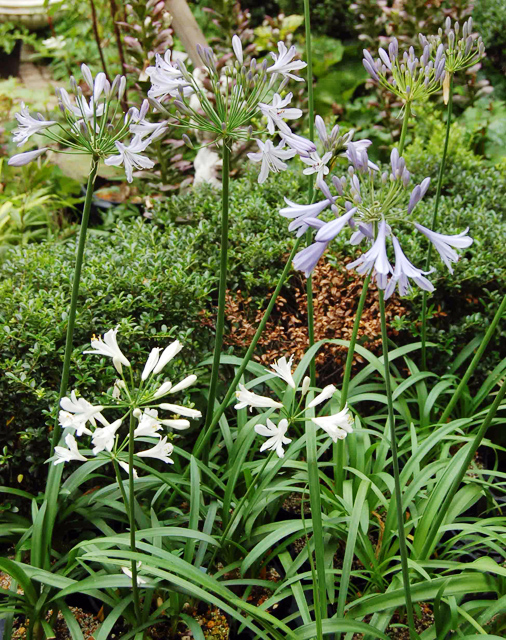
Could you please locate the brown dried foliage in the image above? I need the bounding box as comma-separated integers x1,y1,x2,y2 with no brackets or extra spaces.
223,258,409,386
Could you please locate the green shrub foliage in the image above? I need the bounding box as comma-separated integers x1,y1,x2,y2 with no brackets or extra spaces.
0,148,504,485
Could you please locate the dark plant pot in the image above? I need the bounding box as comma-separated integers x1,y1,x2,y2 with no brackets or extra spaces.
0,40,22,79
0,617,5,640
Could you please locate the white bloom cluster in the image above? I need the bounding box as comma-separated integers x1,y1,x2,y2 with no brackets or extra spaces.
53,327,200,471
9,65,166,183
235,355,353,458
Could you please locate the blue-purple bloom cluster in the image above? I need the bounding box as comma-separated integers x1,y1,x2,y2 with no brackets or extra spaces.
283,131,473,299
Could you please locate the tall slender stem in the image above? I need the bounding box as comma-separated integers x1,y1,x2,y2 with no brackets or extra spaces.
440,294,506,424
398,101,411,154
127,412,142,620
193,236,303,460
334,271,372,492
204,144,231,441
421,376,506,559
421,75,454,369
89,0,110,80
50,158,99,453
41,158,99,572
303,0,316,386
379,290,416,640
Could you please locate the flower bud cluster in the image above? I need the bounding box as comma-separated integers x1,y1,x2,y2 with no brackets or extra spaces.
420,17,485,75
146,35,306,144
363,37,446,105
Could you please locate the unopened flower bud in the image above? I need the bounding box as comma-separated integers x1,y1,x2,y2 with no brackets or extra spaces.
133,408,142,419
301,376,311,396
182,134,193,148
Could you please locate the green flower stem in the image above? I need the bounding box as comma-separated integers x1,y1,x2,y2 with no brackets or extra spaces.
398,101,411,154
303,0,316,386
128,412,142,620
204,143,231,452
333,271,372,493
421,375,506,560
193,236,303,460
112,453,142,622
440,294,506,424
306,416,327,622
50,156,99,454
379,289,416,640
421,74,454,370
39,157,99,572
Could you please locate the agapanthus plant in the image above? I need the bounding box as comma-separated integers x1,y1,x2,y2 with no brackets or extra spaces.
147,36,306,146
362,36,446,109
235,355,353,458
52,326,200,618
10,65,165,181
421,17,485,78
145,35,308,440
286,145,472,297
7,65,172,586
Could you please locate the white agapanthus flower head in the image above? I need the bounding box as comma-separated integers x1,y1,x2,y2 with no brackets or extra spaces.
53,327,200,475
255,418,291,458
235,356,353,458
268,355,296,389
9,64,164,183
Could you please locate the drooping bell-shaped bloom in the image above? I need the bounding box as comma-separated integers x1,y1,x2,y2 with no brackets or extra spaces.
247,139,296,184
384,236,435,299
347,219,392,289
307,385,337,409
258,93,303,135
314,208,356,243
281,131,317,156
268,355,296,389
84,327,130,373
104,135,156,183
91,419,122,455
414,223,473,274
134,409,163,438
293,240,329,277
12,103,56,146
255,418,291,458
267,41,307,81
137,436,174,464
312,406,353,442
53,434,88,465
235,384,284,411
8,147,49,167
